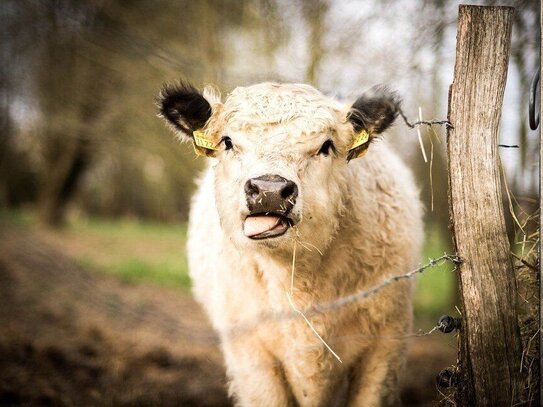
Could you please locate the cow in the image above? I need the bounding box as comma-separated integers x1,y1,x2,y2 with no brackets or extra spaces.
157,81,423,407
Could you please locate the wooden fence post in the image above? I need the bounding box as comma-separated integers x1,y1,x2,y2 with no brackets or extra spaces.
447,5,523,406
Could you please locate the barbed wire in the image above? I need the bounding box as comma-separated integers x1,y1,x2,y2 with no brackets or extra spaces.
311,254,462,315
398,107,453,129
398,108,520,151
225,254,462,344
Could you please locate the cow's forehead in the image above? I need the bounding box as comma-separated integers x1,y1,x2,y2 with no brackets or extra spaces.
220,83,344,137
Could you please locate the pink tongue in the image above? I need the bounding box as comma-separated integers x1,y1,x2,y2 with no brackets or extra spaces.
244,215,281,237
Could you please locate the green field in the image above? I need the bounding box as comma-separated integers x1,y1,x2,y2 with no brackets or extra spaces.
1,211,190,289
414,227,457,319
1,210,456,318
68,217,192,288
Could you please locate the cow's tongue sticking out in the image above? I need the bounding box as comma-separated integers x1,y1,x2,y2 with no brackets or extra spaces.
244,215,288,239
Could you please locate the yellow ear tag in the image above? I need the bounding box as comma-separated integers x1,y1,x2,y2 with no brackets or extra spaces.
350,129,370,150
192,130,218,157
347,130,371,159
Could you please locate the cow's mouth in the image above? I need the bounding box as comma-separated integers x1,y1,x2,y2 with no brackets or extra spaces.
243,214,292,240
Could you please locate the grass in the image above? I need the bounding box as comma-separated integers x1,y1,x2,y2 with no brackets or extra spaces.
0,209,34,226
414,226,457,319
1,210,191,290
1,209,456,316
79,256,192,287
67,217,190,289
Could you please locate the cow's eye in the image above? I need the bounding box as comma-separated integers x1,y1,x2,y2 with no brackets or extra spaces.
317,139,335,156
221,136,234,151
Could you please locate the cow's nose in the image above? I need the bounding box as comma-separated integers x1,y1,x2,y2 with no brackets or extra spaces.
245,174,298,214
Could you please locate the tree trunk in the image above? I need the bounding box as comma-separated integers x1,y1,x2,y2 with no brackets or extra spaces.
447,5,523,406
39,136,91,227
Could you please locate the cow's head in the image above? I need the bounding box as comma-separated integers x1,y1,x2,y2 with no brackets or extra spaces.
158,82,400,254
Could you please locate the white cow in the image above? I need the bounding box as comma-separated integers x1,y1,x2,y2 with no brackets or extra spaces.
158,82,423,407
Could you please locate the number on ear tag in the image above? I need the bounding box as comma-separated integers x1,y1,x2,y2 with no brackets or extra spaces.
192,130,218,157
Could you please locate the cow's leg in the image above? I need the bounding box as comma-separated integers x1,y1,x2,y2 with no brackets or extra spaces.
347,336,406,407
222,338,295,407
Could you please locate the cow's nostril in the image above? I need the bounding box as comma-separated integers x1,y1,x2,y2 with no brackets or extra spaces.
281,181,298,200
244,179,260,198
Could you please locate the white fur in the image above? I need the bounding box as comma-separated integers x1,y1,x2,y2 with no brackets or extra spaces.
186,83,423,407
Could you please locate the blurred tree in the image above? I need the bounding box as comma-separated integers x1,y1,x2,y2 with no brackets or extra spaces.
0,1,39,207
302,0,329,86
0,2,16,207
32,0,116,226
504,0,539,193
70,0,287,221
2,0,536,225
411,0,451,230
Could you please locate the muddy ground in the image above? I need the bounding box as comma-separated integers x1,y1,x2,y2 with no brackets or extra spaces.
0,227,456,406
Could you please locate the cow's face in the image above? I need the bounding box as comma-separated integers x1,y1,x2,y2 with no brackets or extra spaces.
158,82,400,254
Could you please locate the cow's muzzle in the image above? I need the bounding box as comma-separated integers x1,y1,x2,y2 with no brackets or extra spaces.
243,174,298,240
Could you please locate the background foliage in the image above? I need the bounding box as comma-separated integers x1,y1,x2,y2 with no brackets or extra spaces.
1,0,538,227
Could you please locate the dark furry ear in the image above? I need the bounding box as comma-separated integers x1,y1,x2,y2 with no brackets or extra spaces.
157,81,212,140
347,86,401,134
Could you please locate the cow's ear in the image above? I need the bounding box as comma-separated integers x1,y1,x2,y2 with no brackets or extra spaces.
346,86,401,161
347,86,401,134
157,81,212,141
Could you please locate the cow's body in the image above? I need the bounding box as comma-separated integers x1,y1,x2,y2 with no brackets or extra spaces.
159,82,423,406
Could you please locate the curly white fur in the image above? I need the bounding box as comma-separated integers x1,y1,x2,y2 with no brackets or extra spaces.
186,83,423,407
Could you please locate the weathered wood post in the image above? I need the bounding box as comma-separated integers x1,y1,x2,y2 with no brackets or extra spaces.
447,5,523,406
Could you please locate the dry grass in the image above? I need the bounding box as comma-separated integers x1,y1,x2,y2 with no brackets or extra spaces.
501,167,539,406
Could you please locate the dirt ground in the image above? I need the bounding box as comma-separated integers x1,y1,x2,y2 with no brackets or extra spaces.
0,226,457,406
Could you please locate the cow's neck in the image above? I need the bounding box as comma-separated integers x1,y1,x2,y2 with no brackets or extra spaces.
249,217,355,309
